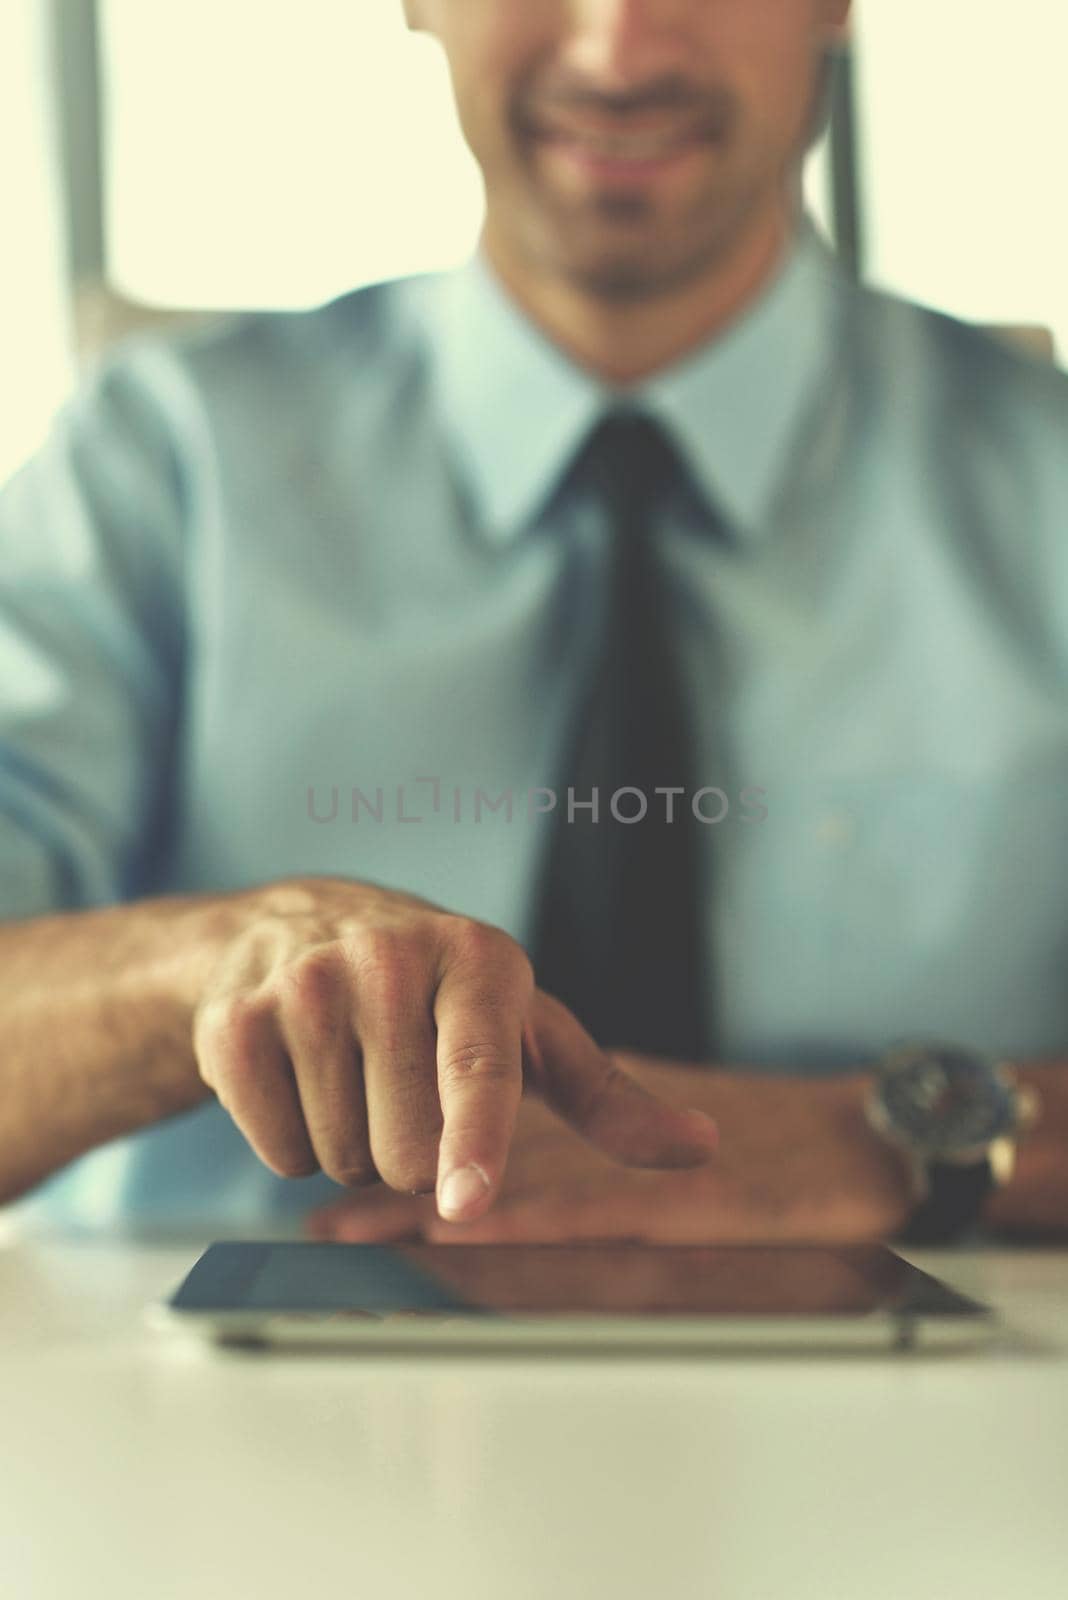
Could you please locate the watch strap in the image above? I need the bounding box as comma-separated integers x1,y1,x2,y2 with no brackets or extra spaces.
897,1158,995,1245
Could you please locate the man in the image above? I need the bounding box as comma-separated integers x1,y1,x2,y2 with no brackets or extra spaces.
0,0,1065,1243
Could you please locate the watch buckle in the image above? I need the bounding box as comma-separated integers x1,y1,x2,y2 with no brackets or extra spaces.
988,1136,1017,1188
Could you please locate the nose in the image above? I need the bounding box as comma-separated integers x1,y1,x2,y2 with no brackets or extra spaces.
564,0,691,89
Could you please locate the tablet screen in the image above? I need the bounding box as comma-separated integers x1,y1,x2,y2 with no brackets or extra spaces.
170,1242,987,1321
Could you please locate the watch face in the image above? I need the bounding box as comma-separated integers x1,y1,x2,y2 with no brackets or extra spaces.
878,1045,1015,1156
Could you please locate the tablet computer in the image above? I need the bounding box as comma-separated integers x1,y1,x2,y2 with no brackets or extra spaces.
147,1241,998,1353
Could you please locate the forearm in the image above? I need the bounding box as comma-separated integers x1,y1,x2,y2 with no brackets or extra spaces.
0,890,249,1205
626,1052,1068,1241
617,1053,913,1240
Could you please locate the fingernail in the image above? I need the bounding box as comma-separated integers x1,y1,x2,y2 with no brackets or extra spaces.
438,1163,490,1219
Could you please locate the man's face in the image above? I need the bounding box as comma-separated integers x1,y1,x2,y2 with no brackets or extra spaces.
404,0,850,300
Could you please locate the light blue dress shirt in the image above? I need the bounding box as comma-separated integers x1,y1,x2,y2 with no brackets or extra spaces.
3,218,1068,1232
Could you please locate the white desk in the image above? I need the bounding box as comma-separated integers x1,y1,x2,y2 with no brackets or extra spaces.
1,1236,1065,1600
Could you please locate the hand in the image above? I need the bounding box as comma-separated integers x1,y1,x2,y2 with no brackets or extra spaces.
191,877,718,1223
304,1058,914,1245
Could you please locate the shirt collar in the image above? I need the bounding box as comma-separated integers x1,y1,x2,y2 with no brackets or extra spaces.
416,216,844,547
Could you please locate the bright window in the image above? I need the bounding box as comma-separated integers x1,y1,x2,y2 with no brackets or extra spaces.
100,0,482,308
0,0,75,484
853,0,1067,364
100,0,834,311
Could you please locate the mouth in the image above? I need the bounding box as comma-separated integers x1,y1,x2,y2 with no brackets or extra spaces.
527,116,716,185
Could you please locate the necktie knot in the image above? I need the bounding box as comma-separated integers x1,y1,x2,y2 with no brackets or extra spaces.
573,409,684,532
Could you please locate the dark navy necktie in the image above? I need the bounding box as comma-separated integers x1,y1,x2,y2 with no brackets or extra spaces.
528,410,709,1061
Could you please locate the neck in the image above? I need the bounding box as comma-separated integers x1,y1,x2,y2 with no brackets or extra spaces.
480,202,800,387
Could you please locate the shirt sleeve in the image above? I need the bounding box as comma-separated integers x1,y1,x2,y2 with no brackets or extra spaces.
0,343,188,918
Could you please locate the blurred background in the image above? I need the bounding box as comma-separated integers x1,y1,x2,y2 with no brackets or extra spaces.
2,0,1065,489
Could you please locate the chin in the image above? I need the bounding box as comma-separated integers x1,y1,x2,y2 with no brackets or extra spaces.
552,237,725,303
563,259,677,303
534,188,762,304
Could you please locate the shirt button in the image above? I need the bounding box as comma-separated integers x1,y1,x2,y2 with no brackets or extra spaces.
815,809,856,847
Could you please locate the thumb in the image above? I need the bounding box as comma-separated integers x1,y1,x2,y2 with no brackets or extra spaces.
521,990,719,1169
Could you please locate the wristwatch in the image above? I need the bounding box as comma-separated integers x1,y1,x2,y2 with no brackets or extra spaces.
865,1039,1041,1245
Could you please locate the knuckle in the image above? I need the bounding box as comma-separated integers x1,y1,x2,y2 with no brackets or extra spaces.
275,962,349,1055
303,1104,374,1188
323,1158,379,1189
276,948,340,1013
437,1041,517,1087
445,920,534,998
345,927,424,1002
444,989,513,1039
345,924,404,969
373,1147,438,1196
270,1152,321,1181
446,916,508,967
510,945,536,997
196,992,271,1065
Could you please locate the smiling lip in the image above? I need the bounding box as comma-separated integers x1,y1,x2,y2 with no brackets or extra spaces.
530,120,712,182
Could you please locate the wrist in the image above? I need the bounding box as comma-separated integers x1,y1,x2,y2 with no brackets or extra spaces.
862,1041,1044,1243
158,887,264,1017
620,1058,917,1241
821,1072,917,1238
983,1063,1062,1234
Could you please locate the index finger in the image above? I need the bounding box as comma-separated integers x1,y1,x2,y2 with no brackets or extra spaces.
431,928,531,1222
